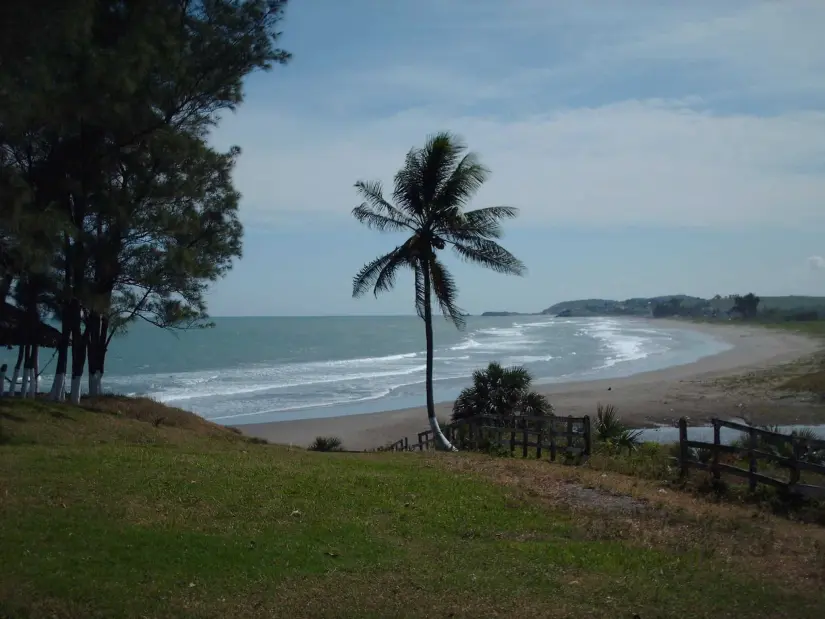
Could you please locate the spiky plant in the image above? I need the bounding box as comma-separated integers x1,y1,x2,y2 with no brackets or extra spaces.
616,428,644,456
595,403,627,443
351,132,525,450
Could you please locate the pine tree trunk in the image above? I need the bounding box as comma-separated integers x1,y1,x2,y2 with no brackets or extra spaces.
20,344,31,398
10,345,23,395
69,303,86,405
28,345,39,397
51,236,72,401
50,308,71,401
86,310,104,397
421,262,456,451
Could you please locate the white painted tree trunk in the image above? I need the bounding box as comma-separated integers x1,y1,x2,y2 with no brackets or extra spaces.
20,368,31,399
28,351,39,398
11,346,23,396
50,373,66,401
87,371,102,397
69,376,82,404
10,365,21,396
0,364,6,397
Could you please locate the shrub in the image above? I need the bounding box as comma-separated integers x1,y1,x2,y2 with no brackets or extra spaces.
594,403,625,442
309,436,344,452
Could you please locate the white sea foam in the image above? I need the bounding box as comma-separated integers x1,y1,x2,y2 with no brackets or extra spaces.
506,355,555,364
581,318,652,367
91,315,715,422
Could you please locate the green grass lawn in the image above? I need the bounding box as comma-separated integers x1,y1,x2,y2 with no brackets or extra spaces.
2,398,825,618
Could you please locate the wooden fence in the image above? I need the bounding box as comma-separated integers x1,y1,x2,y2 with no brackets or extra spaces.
677,417,825,499
381,414,591,461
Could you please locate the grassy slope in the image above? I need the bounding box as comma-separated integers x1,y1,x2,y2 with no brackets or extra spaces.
2,399,825,618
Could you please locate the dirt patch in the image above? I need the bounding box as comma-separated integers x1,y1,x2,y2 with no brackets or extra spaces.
562,481,648,513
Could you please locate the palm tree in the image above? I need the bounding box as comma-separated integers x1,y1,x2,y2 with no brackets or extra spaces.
351,132,525,450
452,362,552,421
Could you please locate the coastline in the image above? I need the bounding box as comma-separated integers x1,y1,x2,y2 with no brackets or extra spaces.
241,320,825,450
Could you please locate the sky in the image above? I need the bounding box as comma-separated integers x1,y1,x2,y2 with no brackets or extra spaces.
206,0,825,317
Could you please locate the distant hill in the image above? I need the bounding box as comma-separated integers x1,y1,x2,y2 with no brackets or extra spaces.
540,295,825,319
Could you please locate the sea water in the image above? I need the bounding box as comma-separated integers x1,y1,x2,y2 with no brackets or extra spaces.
1,316,732,425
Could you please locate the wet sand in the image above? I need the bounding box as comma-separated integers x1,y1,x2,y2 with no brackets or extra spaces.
241,321,825,450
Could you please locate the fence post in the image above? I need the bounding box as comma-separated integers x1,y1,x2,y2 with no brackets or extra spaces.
678,417,689,478
789,437,801,487
536,418,544,459
522,418,528,458
550,417,557,462
583,415,591,456
712,420,721,480
748,427,758,492
510,417,516,456
404,436,409,451
566,416,574,451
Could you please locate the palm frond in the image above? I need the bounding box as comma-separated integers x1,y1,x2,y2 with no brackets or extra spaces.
352,204,414,233
521,391,552,416
392,148,425,218
373,243,413,295
353,181,416,231
352,249,402,298
428,256,465,329
433,151,489,213
439,205,520,241
462,206,519,237
452,237,526,276
420,132,466,207
500,365,532,391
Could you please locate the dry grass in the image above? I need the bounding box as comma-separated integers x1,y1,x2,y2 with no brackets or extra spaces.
438,453,825,590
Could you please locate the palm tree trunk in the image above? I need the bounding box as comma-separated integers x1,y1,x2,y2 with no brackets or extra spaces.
422,263,456,451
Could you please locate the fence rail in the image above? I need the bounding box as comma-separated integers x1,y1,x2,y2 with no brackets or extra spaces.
381,414,591,461
677,417,825,499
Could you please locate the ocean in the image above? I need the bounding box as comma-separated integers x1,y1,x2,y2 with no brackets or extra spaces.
2,315,733,425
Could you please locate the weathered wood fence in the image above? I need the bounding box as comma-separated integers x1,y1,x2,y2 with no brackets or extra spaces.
381,414,591,461
678,417,825,499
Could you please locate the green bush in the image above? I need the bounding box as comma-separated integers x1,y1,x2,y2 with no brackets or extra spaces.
308,436,344,452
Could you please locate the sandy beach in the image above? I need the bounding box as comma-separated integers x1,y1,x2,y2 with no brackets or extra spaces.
241,321,825,450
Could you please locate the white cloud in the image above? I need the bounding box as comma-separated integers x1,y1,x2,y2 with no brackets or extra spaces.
809,256,825,270
210,0,825,229
217,101,825,228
